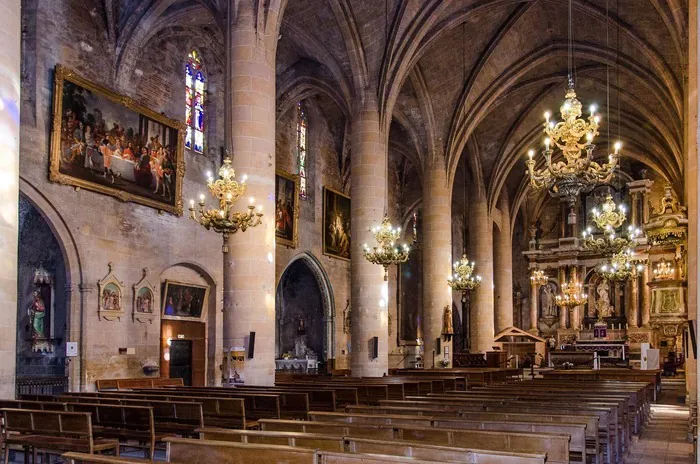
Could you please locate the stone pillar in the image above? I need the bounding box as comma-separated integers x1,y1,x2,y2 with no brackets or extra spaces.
641,266,651,327
494,193,513,332
558,267,567,328
627,276,639,328
0,0,20,399
630,191,640,226
225,3,277,385
350,97,387,377
529,279,539,333
469,197,494,353
422,161,452,367
571,268,581,331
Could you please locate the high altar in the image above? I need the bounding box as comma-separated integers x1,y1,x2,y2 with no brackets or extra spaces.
525,179,688,368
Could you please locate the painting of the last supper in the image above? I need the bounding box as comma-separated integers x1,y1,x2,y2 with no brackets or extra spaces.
49,65,184,214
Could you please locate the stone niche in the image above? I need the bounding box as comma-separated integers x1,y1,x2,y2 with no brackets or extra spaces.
16,195,67,377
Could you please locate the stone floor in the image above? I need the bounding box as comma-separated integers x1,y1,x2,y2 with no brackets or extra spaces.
626,378,694,464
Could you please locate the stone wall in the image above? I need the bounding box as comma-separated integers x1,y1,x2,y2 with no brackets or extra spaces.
20,0,224,389
274,96,351,370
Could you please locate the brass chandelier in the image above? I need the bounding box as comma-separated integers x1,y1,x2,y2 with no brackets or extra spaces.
447,254,482,301
189,158,263,251
555,280,588,308
526,81,620,203
363,215,411,281
652,258,675,281
530,269,548,286
597,248,645,282
581,195,642,253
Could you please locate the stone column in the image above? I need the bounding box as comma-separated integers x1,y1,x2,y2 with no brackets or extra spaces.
225,2,278,385
422,160,452,367
494,193,513,332
627,276,639,328
571,268,581,331
641,266,651,326
350,97,387,377
469,196,495,352
529,278,539,333
0,0,20,399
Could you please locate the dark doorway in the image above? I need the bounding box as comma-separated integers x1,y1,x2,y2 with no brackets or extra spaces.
169,340,193,386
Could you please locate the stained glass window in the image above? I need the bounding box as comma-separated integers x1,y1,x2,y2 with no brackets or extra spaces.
297,102,308,198
185,50,205,154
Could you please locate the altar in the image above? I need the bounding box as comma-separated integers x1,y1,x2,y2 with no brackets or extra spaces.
275,357,319,373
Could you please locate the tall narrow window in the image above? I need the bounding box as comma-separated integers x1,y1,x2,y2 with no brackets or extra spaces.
185,50,205,154
297,102,308,198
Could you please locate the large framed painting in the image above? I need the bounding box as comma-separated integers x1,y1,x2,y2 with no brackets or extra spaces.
49,64,185,215
275,170,300,248
161,280,209,321
322,187,351,261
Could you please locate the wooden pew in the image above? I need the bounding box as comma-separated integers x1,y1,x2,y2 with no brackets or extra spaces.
0,399,67,411
60,396,204,437
63,392,253,429
198,427,546,463
66,403,163,459
132,388,288,420
1,408,119,463
349,404,601,464
277,381,388,404
261,418,570,464
96,378,183,391
63,453,153,464
153,386,309,418
390,397,617,464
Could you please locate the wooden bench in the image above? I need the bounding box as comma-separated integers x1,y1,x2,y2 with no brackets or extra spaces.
62,453,153,464
96,378,183,391
66,403,164,459
198,427,546,463
60,396,204,437
350,404,601,464
2,408,119,463
261,417,570,464
63,392,253,429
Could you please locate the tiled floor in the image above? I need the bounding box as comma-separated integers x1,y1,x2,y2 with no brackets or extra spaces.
626,379,694,464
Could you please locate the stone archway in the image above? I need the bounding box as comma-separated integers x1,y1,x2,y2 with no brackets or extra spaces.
276,252,335,363
19,176,85,391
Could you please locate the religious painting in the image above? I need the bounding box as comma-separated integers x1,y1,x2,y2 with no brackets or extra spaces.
98,262,125,321
161,280,208,321
322,187,351,261
49,65,185,215
275,170,300,248
133,268,157,323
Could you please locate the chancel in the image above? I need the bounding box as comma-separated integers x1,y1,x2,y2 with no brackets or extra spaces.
1,0,699,463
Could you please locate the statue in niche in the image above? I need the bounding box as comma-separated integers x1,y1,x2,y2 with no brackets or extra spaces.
541,284,557,317
595,280,613,318
28,291,46,340
442,304,454,338
296,315,306,335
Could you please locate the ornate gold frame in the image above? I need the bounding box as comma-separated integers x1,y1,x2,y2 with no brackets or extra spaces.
49,64,186,215
275,169,300,248
322,186,351,262
161,279,209,322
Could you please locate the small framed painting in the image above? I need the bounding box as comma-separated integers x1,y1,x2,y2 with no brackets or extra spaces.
161,280,208,321
322,187,351,261
133,268,157,323
275,170,300,248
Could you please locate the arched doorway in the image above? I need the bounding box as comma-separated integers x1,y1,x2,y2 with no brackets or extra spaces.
16,194,69,394
276,253,335,370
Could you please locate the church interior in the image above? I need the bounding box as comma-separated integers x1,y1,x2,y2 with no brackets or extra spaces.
0,0,699,462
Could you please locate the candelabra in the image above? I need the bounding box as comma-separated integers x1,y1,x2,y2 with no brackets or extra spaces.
652,258,675,281
188,158,263,251
363,215,411,281
555,280,588,308
447,254,482,302
525,80,620,204
530,269,548,286
581,195,642,253
597,248,646,282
